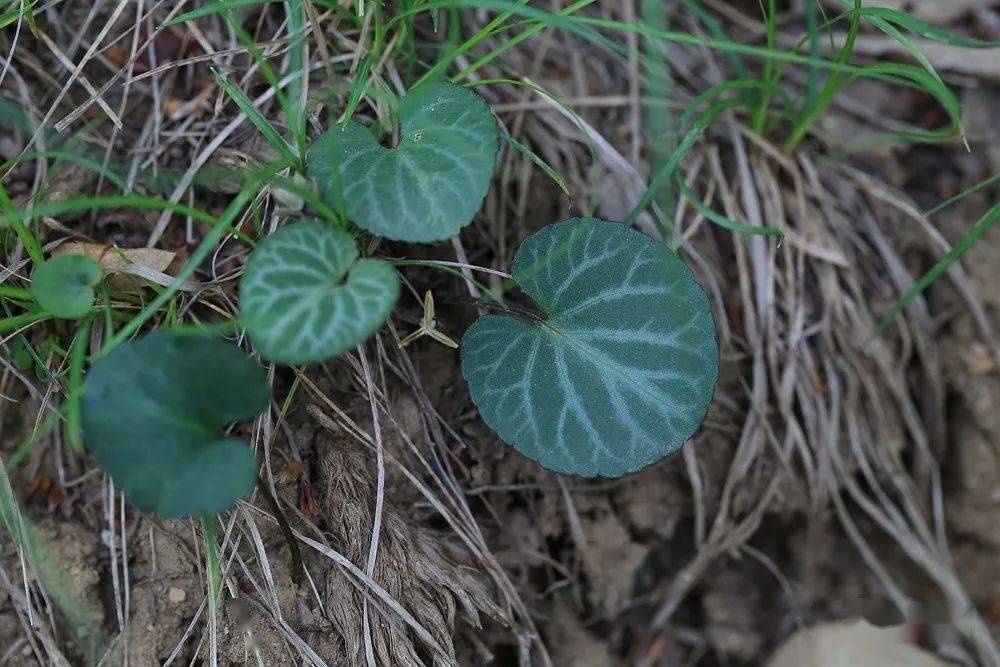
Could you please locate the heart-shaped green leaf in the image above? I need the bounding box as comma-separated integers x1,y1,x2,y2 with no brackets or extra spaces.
239,220,399,363
82,332,271,518
307,80,498,242
31,255,101,319
461,218,719,477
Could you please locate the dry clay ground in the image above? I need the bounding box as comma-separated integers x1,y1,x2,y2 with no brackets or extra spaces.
2,1,1000,665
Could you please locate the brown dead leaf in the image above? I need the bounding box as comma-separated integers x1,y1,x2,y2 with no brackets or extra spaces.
52,242,177,291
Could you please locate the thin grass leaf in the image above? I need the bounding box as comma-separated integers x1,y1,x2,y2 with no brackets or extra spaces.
469,77,602,206
502,131,569,195
3,150,128,191
0,461,108,662
858,61,964,137
212,68,298,166
871,203,1000,340
786,0,861,150
340,55,375,125
285,0,308,159
643,0,678,220
65,319,92,454
103,164,286,351
677,176,783,241
0,285,33,300
395,0,945,84
752,0,778,134
858,6,1000,48
679,0,748,80
678,78,777,135
926,172,1000,217
0,311,49,335
0,0,37,31
455,0,599,81
626,99,743,242
0,194,219,227
165,0,281,25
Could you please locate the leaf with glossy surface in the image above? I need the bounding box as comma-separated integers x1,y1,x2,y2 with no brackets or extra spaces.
31,255,101,319
461,218,718,477
82,332,271,518
307,80,498,242
240,220,399,363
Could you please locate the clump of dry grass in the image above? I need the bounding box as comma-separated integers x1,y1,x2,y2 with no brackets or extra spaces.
316,438,502,665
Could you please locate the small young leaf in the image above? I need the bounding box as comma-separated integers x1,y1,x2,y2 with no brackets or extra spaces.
31,255,101,319
82,332,271,518
239,220,399,363
461,218,718,477
307,80,498,242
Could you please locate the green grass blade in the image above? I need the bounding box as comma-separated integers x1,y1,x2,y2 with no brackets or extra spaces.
0,458,108,662
926,172,1000,217
65,319,92,455
752,0,778,134
502,131,569,195
165,0,281,25
212,68,298,167
340,55,375,125
0,194,219,227
0,311,49,335
642,0,677,220
786,0,861,150
0,285,33,301
677,176,783,241
285,0,308,160
626,99,743,243
679,0,747,80
859,6,1000,48
0,0,37,30
871,203,1000,340
102,163,286,351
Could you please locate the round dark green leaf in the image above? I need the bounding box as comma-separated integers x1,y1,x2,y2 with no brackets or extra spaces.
461,218,719,477
31,255,101,319
239,220,399,364
82,332,271,518
307,80,498,242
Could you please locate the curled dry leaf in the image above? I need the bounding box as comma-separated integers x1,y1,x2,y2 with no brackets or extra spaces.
52,242,180,292
766,620,948,667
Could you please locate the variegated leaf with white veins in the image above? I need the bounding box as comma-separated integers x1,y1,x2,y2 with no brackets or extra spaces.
307,80,498,243
239,221,399,364
461,218,718,477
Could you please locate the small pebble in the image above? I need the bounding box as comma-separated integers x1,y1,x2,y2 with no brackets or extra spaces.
167,586,186,603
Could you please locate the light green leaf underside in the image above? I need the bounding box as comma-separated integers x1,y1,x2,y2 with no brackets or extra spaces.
461,218,719,478
307,80,498,242
240,220,399,364
32,255,101,319
82,332,271,518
